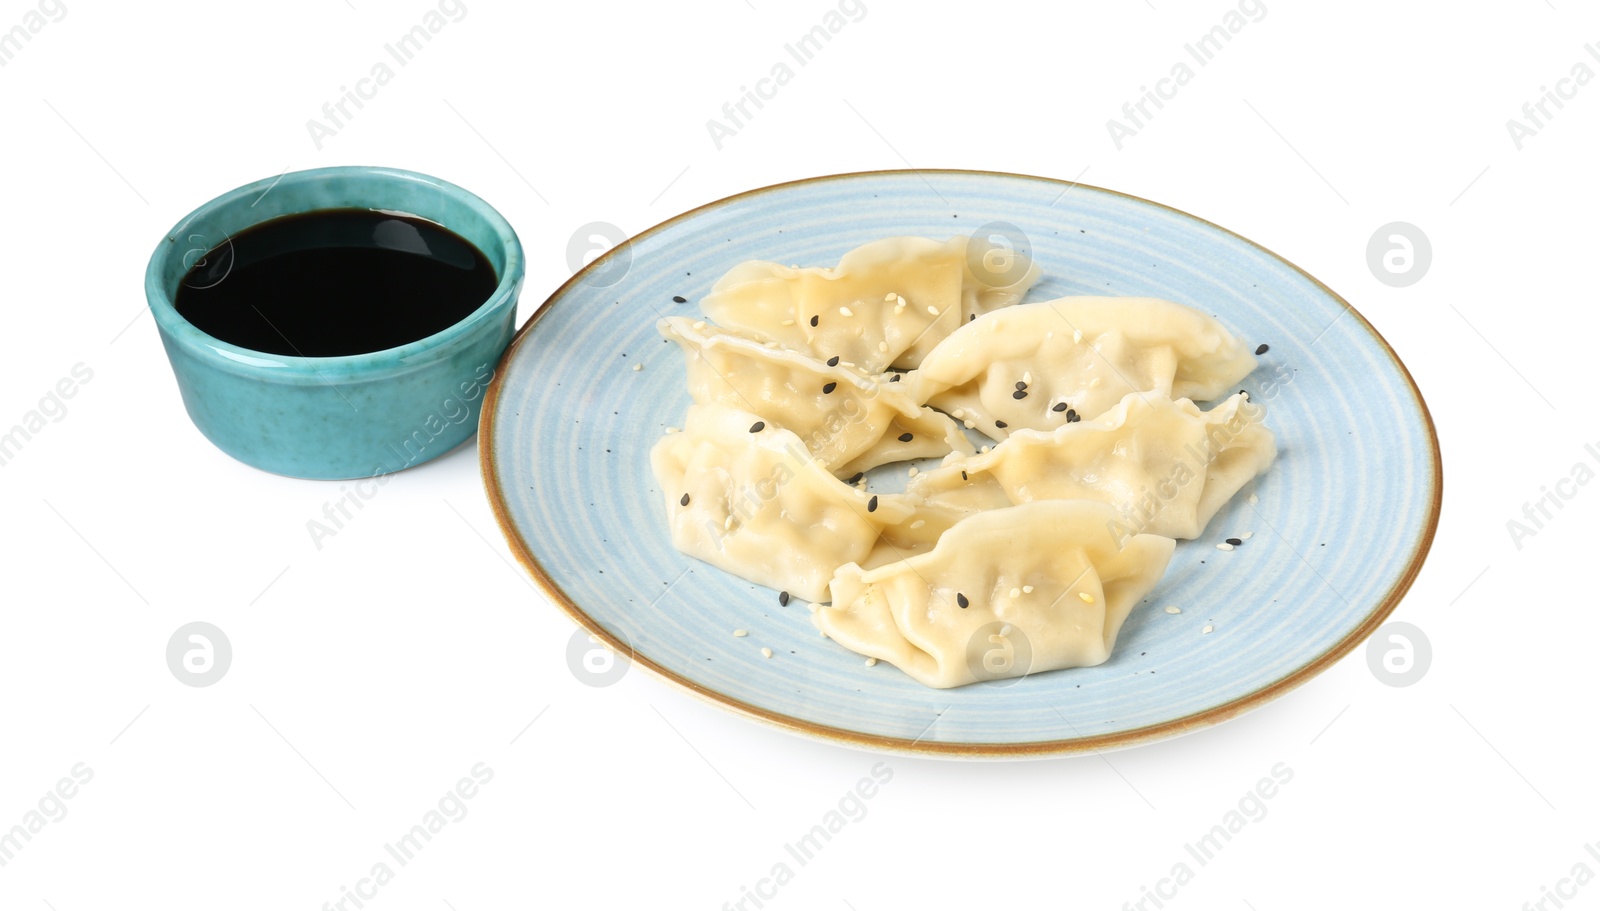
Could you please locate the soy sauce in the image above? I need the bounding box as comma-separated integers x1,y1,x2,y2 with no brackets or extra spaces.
174,209,497,357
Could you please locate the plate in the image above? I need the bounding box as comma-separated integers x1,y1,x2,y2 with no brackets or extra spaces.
480,170,1441,757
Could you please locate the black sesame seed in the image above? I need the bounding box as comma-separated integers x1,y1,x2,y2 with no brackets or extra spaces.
847,471,865,484
1255,343,1269,355
994,420,1008,428
826,356,840,367
749,421,765,433
672,295,687,304
680,493,690,506
969,313,976,321
1226,537,1242,546
897,432,914,442
961,470,968,481
867,495,879,512
889,374,902,382
809,315,819,327
1012,390,1028,400
1052,402,1068,412
1014,381,1027,390
1066,409,1080,423
957,592,969,609
822,382,837,394
779,591,791,606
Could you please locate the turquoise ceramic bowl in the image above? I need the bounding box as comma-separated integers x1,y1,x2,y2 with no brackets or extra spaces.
146,166,524,480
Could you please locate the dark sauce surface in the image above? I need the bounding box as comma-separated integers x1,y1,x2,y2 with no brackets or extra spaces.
174,209,497,357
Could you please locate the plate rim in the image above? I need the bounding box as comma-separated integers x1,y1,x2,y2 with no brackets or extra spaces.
478,168,1443,758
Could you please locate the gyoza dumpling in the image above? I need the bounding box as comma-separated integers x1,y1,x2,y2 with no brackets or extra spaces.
908,297,1258,439
908,393,1276,540
651,403,933,602
658,317,973,477
813,500,1175,688
700,236,1041,373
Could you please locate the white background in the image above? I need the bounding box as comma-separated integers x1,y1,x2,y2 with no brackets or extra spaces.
1,0,1594,908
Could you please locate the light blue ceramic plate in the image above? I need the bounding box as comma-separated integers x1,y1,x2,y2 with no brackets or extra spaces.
481,171,1441,757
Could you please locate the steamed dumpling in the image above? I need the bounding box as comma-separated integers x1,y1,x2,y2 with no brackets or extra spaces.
908,297,1258,439
813,500,1175,688
908,392,1276,539
699,236,1040,373
658,317,973,477
651,403,931,602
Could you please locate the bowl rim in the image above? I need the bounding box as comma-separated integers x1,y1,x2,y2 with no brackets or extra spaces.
144,165,524,379
478,167,1444,758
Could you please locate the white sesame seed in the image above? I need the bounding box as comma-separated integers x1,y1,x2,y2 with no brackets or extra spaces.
733,629,748,637
908,467,919,478
1248,493,1259,505
820,630,828,638
1216,542,1234,551
1023,585,1034,594
909,519,925,530
1088,377,1102,388
1078,591,1095,604
761,647,773,659
963,420,975,429
980,445,991,454
1164,606,1181,614
839,306,854,317
1023,371,1032,385
781,319,795,326
865,657,877,666
879,341,889,353
990,320,1001,332
724,516,734,530
951,408,965,419
665,426,680,434
1073,329,1083,344
693,320,707,330
1009,587,1021,598
884,292,897,301
632,363,643,372
927,305,940,316
1202,624,1214,634
1241,531,1254,539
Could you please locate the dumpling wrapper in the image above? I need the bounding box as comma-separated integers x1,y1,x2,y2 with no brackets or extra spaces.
658,317,973,477
908,296,1258,439
699,236,1040,373
650,403,938,602
814,500,1175,688
908,393,1276,540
